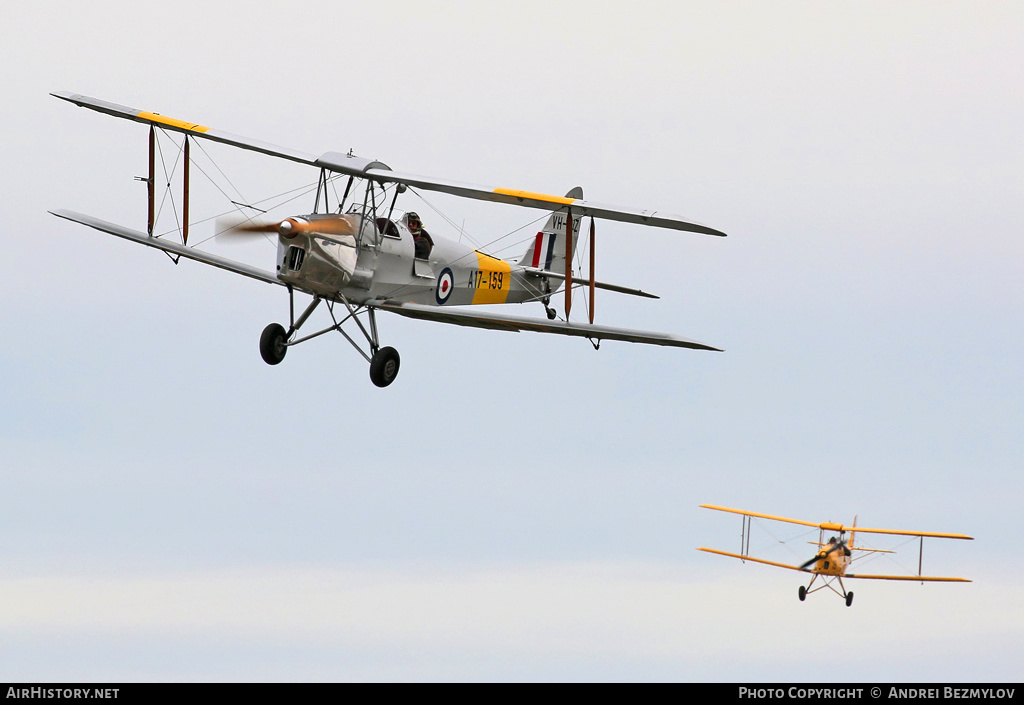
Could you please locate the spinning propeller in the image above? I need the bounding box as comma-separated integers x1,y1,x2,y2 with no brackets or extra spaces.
799,537,848,570
217,214,355,241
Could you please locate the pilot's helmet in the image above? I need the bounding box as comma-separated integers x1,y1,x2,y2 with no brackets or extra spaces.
406,211,422,232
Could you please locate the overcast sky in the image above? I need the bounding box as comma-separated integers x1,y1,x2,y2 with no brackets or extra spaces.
1,0,1021,682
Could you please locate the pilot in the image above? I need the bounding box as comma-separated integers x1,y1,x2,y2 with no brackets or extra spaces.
406,211,434,259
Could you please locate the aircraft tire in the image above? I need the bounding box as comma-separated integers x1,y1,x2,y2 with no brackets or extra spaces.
845,591,854,607
260,323,288,365
370,346,400,388
798,586,806,602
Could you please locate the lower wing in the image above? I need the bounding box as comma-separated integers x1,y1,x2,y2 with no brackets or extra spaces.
50,210,282,286
697,548,807,572
376,300,723,351
844,573,971,582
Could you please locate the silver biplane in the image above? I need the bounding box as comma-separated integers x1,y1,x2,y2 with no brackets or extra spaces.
50,92,727,387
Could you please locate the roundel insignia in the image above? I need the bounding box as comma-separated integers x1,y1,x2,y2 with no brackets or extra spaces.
435,267,455,305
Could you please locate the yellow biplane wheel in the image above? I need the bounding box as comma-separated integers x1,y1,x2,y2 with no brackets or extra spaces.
845,591,854,607
798,586,807,602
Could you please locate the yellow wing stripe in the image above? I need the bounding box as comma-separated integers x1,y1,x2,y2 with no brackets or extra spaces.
697,548,807,572
137,111,210,133
493,188,577,205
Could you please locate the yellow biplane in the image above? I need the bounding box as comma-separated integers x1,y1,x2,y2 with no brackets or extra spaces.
698,504,973,606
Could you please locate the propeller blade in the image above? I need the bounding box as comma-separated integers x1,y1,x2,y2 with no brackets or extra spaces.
233,222,280,233
215,215,278,243
800,538,848,570
216,214,356,242
294,215,356,237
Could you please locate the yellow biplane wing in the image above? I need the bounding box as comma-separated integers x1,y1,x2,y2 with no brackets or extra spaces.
697,548,971,582
844,573,971,582
697,548,809,572
699,505,974,540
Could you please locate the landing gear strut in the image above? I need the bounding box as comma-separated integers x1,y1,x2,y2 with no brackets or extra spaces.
798,574,854,606
541,290,557,320
258,288,401,387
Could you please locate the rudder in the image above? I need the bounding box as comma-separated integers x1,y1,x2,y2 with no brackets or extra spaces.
517,187,584,274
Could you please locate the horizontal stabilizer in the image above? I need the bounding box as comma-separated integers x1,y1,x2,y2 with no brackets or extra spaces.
49,210,283,287
521,267,658,299
808,542,894,554
375,301,722,351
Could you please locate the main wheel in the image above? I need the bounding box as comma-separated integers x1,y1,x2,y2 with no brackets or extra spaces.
369,346,400,387
845,591,854,607
259,323,288,365
798,586,807,602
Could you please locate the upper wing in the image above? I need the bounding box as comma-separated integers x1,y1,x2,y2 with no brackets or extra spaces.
52,91,727,237
700,504,823,530
844,573,971,583
50,210,283,287
365,175,728,235
700,504,973,540
844,527,974,540
51,91,354,172
697,548,808,573
375,301,722,351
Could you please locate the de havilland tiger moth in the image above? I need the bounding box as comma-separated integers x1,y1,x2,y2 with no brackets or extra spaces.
49,91,727,387
699,504,973,606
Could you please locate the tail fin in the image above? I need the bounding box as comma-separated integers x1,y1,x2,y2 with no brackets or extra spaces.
517,187,584,274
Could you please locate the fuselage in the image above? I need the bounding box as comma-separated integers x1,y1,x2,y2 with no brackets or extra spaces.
812,540,852,576
275,211,555,308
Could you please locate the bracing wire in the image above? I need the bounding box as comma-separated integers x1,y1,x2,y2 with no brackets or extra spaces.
150,126,352,247
142,143,574,320
749,518,820,563
409,186,550,259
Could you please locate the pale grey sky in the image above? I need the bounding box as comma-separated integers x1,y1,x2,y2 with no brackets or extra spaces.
1,0,1021,681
